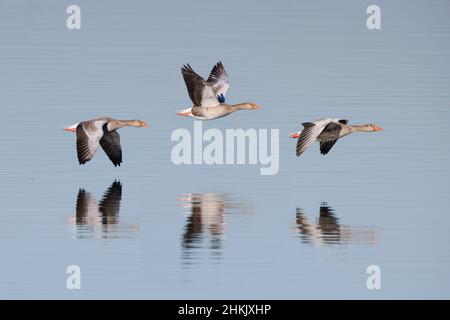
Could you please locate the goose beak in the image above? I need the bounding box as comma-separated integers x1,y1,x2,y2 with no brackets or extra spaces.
251,103,261,110
289,133,300,139
64,127,76,132
176,111,191,116
142,122,149,128
374,126,383,131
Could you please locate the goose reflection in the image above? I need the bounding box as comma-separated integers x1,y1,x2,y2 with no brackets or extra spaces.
180,193,252,264
294,203,377,246
69,181,138,239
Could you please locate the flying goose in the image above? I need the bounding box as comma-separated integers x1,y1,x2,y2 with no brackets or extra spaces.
290,118,382,157
177,61,260,120
64,117,148,166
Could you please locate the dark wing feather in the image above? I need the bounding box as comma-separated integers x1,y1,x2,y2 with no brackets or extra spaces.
99,181,122,219
302,122,316,128
322,122,342,133
338,119,348,124
100,130,122,167
318,122,343,155
320,140,338,155
181,64,205,106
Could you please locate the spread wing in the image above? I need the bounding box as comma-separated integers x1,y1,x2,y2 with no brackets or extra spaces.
318,122,344,155
100,130,122,167
207,61,230,102
181,64,220,107
76,122,103,165
320,140,338,155
296,119,332,157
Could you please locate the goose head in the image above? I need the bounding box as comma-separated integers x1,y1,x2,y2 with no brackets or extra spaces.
127,120,149,127
358,124,383,132
372,124,383,131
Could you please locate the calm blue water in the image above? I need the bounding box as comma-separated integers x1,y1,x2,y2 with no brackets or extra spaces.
0,0,449,299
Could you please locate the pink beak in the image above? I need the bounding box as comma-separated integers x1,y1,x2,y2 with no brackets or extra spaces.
289,133,300,139
64,127,76,132
176,111,191,117
374,126,383,131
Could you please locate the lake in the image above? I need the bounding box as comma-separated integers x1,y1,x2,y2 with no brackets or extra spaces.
0,0,449,299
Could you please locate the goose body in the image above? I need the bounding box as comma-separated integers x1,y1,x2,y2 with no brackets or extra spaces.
177,61,260,120
290,118,382,157
64,117,148,166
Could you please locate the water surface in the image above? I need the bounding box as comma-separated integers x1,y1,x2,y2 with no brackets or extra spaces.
0,0,449,299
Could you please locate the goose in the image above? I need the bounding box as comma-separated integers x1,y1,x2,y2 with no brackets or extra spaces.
177,61,260,120
64,117,148,166
289,118,382,157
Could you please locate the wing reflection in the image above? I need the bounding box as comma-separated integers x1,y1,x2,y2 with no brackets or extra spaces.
69,181,138,239
179,193,252,265
294,203,377,246
98,181,122,225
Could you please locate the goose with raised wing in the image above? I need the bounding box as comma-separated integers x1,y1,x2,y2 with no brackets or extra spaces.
64,117,148,166
290,118,382,157
177,61,260,120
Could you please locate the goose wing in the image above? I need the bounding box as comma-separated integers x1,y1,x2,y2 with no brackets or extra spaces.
100,130,122,167
296,118,332,157
181,64,220,107
76,121,105,165
320,140,338,155
207,61,230,102
318,122,344,155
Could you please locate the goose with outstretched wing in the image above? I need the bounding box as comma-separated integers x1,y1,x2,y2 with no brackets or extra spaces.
64,117,148,166
177,61,260,120
290,118,382,157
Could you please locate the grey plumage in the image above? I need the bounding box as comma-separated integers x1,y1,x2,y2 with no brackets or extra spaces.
294,118,382,157
99,128,122,167
295,118,349,157
181,64,206,106
181,61,230,107
72,117,146,166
